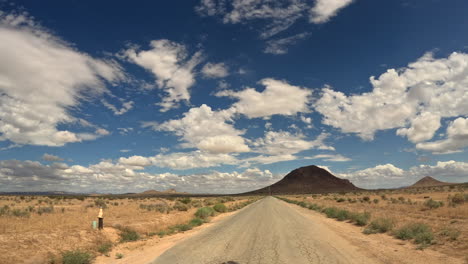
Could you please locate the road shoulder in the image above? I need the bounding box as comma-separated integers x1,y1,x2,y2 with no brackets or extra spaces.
283,200,464,264
94,209,242,264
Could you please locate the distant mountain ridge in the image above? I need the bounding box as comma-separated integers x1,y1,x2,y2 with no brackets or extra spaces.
244,165,361,195
408,176,454,188
136,188,188,196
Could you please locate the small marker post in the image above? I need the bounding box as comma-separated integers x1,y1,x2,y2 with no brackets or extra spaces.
98,207,104,230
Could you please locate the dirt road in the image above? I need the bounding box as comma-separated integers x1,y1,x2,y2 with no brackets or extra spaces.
153,196,382,264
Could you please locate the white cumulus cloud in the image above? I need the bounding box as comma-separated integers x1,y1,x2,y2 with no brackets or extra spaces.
416,117,468,154
314,52,468,143
155,104,250,153
201,62,229,78
217,78,312,118
124,39,203,112
0,12,124,146
309,0,354,24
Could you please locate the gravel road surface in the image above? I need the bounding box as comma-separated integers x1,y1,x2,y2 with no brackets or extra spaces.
152,196,379,264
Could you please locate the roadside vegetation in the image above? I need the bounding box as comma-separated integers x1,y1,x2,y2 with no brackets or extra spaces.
0,194,261,263
276,183,468,259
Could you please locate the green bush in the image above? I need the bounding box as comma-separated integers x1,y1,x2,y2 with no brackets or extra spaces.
323,207,339,218
173,202,189,211
61,250,92,264
97,242,112,254
179,197,192,204
364,218,394,234
440,227,461,241
195,207,215,219
213,203,227,213
139,203,167,213
394,223,434,245
175,224,192,232
119,227,140,242
115,253,124,259
308,204,322,211
94,198,107,209
349,212,371,226
336,209,350,221
336,198,346,203
12,209,30,218
0,205,10,216
424,199,444,209
189,218,204,227
37,206,54,215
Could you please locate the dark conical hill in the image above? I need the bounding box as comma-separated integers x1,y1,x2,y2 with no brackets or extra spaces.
245,165,361,195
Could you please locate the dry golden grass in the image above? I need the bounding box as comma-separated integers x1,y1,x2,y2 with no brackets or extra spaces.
283,185,468,259
0,195,251,264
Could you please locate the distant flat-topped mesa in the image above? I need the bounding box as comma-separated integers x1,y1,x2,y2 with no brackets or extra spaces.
244,165,361,195
408,176,454,188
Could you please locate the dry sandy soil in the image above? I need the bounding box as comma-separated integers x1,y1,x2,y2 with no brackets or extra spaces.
0,195,251,263
284,186,468,261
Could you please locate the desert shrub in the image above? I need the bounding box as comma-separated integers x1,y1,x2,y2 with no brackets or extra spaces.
394,223,433,245
373,199,379,204
449,193,465,206
217,197,234,203
191,200,203,207
336,209,350,221
175,224,192,231
362,196,370,202
440,227,461,241
398,197,405,202
173,202,189,211
139,203,167,213
213,203,227,213
0,205,10,216
349,212,371,226
37,206,54,215
189,218,204,227
424,199,444,209
323,207,339,218
115,253,124,259
364,218,394,234
203,199,216,206
381,195,387,200
195,207,215,219
61,250,92,264
119,227,140,242
94,198,107,209
336,198,346,203
157,231,167,237
97,242,112,254
11,209,30,218
308,203,321,211
179,197,192,204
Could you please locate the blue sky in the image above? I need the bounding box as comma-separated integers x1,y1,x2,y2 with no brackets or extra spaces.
0,0,467,193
